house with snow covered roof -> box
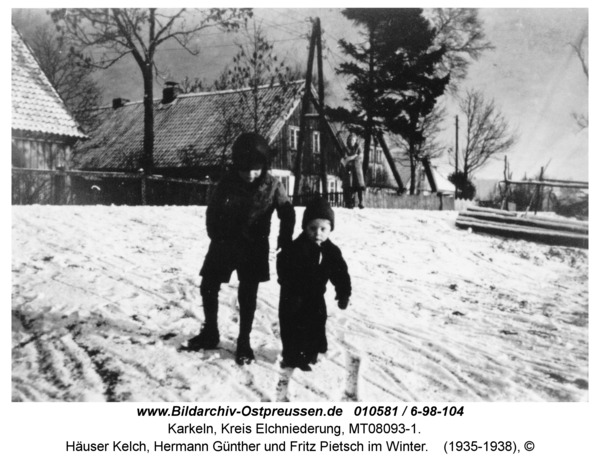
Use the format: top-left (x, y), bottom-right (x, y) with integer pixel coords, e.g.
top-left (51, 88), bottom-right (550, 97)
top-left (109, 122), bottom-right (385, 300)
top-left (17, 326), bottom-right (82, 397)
top-left (73, 80), bottom-right (347, 196)
top-left (11, 24), bottom-right (86, 170)
top-left (405, 163), bottom-right (456, 196)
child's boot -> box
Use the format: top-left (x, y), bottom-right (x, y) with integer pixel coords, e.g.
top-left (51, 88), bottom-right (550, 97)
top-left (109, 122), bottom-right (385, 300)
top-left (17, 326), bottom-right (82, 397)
top-left (235, 336), bottom-right (255, 365)
top-left (236, 281), bottom-right (258, 365)
top-left (296, 353), bottom-right (312, 372)
top-left (187, 322), bottom-right (220, 351)
top-left (188, 278), bottom-right (221, 350)
top-left (307, 352), bottom-right (319, 365)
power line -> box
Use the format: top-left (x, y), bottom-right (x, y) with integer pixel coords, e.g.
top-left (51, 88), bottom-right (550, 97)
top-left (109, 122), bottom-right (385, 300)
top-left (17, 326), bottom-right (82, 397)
top-left (326, 45), bottom-right (348, 66)
top-left (270, 8), bottom-right (343, 24)
top-left (82, 36), bottom-right (306, 56)
top-left (155, 19), bottom-right (307, 39)
top-left (270, 9), bottom-right (307, 25)
top-left (254, 16), bottom-right (310, 38)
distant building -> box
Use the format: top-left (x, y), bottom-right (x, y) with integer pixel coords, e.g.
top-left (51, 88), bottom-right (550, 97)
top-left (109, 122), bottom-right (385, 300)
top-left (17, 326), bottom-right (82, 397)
top-left (405, 164), bottom-right (456, 196)
top-left (73, 81), bottom-right (346, 196)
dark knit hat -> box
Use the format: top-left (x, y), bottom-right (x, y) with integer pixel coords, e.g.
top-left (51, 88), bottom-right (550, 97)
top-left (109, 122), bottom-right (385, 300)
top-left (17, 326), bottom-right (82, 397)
top-left (232, 132), bottom-right (271, 170)
top-left (302, 197), bottom-right (335, 231)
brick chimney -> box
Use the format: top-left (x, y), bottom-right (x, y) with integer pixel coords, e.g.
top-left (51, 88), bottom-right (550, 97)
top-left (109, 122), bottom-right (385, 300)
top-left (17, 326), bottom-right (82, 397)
top-left (162, 82), bottom-right (182, 104)
top-left (112, 98), bottom-right (130, 109)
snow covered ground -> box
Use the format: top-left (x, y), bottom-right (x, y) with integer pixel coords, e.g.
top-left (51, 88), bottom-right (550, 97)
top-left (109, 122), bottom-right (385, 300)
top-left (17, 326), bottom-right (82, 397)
top-left (11, 206), bottom-right (588, 402)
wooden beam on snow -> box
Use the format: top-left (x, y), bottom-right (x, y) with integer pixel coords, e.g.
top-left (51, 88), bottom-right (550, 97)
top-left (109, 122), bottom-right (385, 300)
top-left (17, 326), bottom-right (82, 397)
top-left (456, 216), bottom-right (588, 248)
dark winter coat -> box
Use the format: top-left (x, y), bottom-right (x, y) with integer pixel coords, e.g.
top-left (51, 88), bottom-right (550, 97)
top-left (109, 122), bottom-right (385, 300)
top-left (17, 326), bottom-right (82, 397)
top-left (200, 171), bottom-right (295, 283)
top-left (277, 232), bottom-right (351, 358)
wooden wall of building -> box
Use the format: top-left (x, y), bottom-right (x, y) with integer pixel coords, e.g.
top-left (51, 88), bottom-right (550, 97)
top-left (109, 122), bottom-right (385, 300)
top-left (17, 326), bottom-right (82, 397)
top-left (12, 134), bottom-right (72, 170)
top-left (270, 100), bottom-right (343, 175)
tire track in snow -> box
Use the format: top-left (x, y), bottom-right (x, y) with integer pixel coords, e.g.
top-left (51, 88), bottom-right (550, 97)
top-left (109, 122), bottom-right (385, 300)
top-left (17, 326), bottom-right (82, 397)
top-left (331, 312), bottom-right (487, 400)
top-left (12, 308), bottom-right (106, 401)
top-left (275, 368), bottom-right (294, 402)
top-left (342, 353), bottom-right (361, 401)
top-left (12, 207), bottom-right (588, 402)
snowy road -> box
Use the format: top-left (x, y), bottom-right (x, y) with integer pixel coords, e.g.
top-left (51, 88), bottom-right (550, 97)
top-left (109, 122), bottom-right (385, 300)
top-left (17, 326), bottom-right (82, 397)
top-left (12, 206), bottom-right (588, 401)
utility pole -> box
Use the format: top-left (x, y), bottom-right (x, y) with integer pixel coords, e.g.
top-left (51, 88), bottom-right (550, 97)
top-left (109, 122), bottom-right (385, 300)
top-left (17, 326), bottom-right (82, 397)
top-left (316, 18), bottom-right (328, 198)
top-left (292, 18), bottom-right (327, 204)
top-left (455, 115), bottom-right (459, 199)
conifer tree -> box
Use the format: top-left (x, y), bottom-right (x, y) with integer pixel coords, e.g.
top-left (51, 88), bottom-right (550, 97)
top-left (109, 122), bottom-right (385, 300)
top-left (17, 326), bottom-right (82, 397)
top-left (329, 8), bottom-right (449, 193)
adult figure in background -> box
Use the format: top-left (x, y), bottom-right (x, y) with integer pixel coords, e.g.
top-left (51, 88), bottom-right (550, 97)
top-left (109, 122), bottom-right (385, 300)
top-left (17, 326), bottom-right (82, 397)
top-left (341, 133), bottom-right (366, 209)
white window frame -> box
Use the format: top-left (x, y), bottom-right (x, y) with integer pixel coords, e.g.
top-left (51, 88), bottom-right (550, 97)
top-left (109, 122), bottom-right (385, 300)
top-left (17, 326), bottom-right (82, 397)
top-left (289, 126), bottom-right (300, 150)
top-left (312, 131), bottom-right (321, 153)
top-left (375, 147), bottom-right (383, 163)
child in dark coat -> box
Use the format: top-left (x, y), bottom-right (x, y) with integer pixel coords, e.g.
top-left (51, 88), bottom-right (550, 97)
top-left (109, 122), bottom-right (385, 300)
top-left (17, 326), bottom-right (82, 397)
top-left (277, 198), bottom-right (351, 371)
top-left (187, 133), bottom-right (295, 365)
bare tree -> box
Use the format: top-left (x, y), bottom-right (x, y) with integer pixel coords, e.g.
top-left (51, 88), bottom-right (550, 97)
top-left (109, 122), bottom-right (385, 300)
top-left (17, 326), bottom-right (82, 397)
top-left (570, 27), bottom-right (588, 130)
top-left (221, 20), bottom-right (298, 134)
top-left (179, 76), bottom-right (210, 94)
top-left (427, 8), bottom-right (493, 92)
top-left (13, 19), bottom-right (103, 129)
top-left (50, 8), bottom-right (251, 174)
top-left (571, 28), bottom-right (589, 78)
top-left (453, 89), bottom-right (517, 178)
top-left (178, 22), bottom-right (301, 179)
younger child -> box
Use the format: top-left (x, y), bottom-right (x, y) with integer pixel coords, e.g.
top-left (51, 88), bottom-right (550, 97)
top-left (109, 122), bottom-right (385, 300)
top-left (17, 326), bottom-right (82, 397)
top-left (277, 197), bottom-right (351, 371)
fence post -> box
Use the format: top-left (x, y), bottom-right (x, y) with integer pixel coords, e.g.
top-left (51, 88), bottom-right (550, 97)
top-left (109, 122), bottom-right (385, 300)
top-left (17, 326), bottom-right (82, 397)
top-left (141, 174), bottom-right (147, 205)
top-left (53, 167), bottom-right (66, 205)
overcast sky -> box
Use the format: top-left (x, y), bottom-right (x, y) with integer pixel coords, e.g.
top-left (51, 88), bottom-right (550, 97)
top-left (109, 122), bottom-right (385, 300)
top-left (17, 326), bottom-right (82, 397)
top-left (10, 7), bottom-right (589, 182)
top-left (456, 8), bottom-right (588, 181)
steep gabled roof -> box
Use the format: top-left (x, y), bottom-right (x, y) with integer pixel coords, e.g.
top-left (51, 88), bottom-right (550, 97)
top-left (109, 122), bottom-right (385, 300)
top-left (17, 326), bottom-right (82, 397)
top-left (11, 25), bottom-right (86, 139)
top-left (74, 81), bottom-right (305, 170)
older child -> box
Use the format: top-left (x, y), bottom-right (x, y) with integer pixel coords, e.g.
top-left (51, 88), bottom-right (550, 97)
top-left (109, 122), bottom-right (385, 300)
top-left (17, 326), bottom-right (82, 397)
top-left (187, 132), bottom-right (295, 365)
top-left (277, 198), bottom-right (351, 371)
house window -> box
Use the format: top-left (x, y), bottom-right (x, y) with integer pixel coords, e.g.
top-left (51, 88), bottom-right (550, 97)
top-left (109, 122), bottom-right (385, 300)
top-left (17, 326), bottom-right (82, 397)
top-left (289, 126), bottom-right (300, 150)
top-left (312, 131), bottom-right (321, 153)
top-left (375, 147), bottom-right (383, 164)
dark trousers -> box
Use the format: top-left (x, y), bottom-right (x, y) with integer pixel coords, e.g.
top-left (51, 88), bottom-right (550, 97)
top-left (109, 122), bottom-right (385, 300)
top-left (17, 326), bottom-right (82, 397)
top-left (343, 187), bottom-right (355, 208)
top-left (356, 188), bottom-right (364, 206)
top-left (343, 187), bottom-right (364, 208)
top-left (200, 277), bottom-right (259, 341)
top-left (279, 288), bottom-right (328, 361)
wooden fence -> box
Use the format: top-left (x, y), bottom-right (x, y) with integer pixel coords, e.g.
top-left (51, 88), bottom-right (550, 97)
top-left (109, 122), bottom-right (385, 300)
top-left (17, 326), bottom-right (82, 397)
top-left (290, 191), bottom-right (345, 207)
top-left (364, 189), bottom-right (455, 210)
top-left (12, 168), bottom-right (212, 206)
top-left (291, 188), bottom-right (459, 210)
top-left (13, 168), bottom-right (472, 211)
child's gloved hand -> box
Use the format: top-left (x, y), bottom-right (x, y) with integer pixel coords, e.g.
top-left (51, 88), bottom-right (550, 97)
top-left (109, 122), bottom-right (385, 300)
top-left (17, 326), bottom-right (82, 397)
top-left (337, 297), bottom-right (349, 310)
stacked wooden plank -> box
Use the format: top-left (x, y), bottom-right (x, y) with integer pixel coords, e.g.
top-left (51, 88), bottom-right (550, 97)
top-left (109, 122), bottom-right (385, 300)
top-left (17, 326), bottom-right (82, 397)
top-left (456, 206), bottom-right (588, 248)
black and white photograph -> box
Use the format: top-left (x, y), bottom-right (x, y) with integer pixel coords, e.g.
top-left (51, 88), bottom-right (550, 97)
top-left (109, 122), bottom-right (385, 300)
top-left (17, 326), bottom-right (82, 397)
top-left (11, 7), bottom-right (589, 403)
